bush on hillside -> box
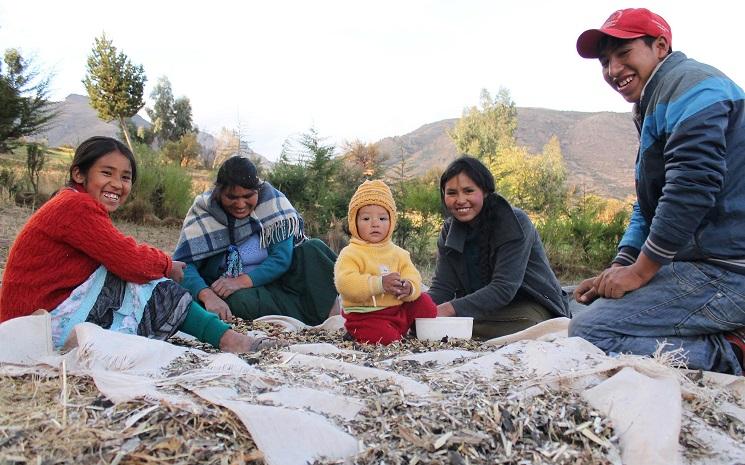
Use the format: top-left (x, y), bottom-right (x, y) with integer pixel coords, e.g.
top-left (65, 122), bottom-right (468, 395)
top-left (0, 167), bottom-right (24, 201)
top-left (25, 142), bottom-right (47, 195)
top-left (115, 142), bottom-right (194, 222)
top-left (391, 175), bottom-right (442, 273)
top-left (537, 194), bottom-right (629, 283)
top-left (396, 211), bottom-right (441, 276)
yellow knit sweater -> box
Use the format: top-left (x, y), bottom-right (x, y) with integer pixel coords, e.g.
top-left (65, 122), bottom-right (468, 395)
top-left (334, 238), bottom-right (423, 311)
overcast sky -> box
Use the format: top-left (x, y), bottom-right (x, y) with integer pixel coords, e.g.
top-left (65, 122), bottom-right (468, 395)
top-left (2, 0), bottom-right (743, 160)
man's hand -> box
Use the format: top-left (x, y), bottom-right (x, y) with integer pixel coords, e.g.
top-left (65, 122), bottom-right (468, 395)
top-left (573, 276), bottom-right (599, 304)
top-left (575, 253), bottom-right (661, 303)
top-left (198, 288), bottom-right (234, 322)
top-left (211, 274), bottom-right (252, 299)
top-left (594, 253), bottom-right (660, 299)
top-left (593, 266), bottom-right (646, 299)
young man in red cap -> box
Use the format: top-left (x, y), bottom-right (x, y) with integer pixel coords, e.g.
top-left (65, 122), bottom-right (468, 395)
top-left (569, 8), bottom-right (745, 375)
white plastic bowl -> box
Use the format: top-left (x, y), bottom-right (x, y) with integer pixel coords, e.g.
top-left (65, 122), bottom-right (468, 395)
top-left (415, 317), bottom-right (474, 341)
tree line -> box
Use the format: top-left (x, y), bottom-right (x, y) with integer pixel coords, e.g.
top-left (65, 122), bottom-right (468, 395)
top-left (261, 88), bottom-right (629, 280)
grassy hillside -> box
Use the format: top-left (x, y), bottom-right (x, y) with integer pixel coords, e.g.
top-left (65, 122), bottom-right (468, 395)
top-left (376, 108), bottom-right (639, 199)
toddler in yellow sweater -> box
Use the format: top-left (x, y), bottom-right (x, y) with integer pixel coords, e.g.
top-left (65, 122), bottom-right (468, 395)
top-left (334, 180), bottom-right (437, 344)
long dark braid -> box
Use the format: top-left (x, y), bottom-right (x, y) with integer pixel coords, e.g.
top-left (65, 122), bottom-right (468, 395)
top-left (440, 156), bottom-right (499, 284)
top-left (474, 193), bottom-right (500, 282)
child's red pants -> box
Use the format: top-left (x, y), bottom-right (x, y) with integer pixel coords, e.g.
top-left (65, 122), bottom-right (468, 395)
top-left (343, 293), bottom-right (437, 345)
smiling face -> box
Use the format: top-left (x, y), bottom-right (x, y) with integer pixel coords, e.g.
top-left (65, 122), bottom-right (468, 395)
top-left (71, 151), bottom-right (133, 213)
top-left (443, 172), bottom-right (485, 224)
top-left (600, 36), bottom-right (669, 104)
top-left (356, 204), bottom-right (390, 244)
top-left (219, 185), bottom-right (259, 219)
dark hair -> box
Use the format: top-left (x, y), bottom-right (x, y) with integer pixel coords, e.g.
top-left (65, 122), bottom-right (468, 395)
top-left (439, 155), bottom-right (496, 201)
top-left (596, 35), bottom-right (672, 57)
top-left (440, 156), bottom-right (501, 283)
top-left (214, 156), bottom-right (262, 195)
top-left (69, 136), bottom-right (137, 186)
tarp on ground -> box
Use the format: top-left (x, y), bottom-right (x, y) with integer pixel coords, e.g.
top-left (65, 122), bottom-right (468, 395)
top-left (1, 313), bottom-right (744, 465)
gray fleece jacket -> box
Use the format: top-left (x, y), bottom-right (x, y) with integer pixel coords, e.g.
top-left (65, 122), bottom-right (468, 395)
top-left (427, 195), bottom-right (569, 319)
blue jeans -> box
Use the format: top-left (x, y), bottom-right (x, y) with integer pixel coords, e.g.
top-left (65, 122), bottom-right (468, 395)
top-left (569, 261), bottom-right (745, 375)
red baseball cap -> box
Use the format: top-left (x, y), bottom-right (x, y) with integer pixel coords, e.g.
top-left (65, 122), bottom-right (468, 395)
top-left (576, 8), bottom-right (672, 58)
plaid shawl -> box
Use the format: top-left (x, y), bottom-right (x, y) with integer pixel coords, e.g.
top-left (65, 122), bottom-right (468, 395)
top-left (173, 182), bottom-right (304, 263)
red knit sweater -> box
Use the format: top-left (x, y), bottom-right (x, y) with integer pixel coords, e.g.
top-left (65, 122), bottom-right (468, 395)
top-left (0, 187), bottom-right (173, 322)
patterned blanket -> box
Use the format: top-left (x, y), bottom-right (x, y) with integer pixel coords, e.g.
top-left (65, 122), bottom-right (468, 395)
top-left (173, 182), bottom-right (304, 263)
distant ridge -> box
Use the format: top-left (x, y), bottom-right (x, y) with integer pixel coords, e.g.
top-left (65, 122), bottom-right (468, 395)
top-left (34, 94), bottom-right (218, 160)
top-left (376, 107), bottom-right (639, 199)
top-left (39, 94), bottom-right (152, 148)
top-left (37, 95), bottom-right (638, 199)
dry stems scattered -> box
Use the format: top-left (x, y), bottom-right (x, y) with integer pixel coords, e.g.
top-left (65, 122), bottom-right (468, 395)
top-left (2, 320), bottom-right (745, 464)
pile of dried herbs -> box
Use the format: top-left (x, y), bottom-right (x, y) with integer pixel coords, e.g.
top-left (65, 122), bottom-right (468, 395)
top-left (2, 320), bottom-right (743, 464)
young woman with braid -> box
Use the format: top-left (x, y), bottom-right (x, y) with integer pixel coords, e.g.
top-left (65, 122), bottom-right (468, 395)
top-left (427, 156), bottom-right (570, 339)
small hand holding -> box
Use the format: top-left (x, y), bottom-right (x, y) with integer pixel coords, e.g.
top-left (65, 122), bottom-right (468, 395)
top-left (395, 279), bottom-right (412, 298)
top-left (381, 272), bottom-right (402, 294)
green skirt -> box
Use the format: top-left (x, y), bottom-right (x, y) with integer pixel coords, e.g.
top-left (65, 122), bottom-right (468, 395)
top-left (225, 238), bottom-right (338, 326)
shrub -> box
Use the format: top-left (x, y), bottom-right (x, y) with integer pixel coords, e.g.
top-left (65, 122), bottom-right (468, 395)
top-left (159, 163), bottom-right (194, 219)
top-left (537, 194), bottom-right (629, 283)
top-left (115, 142), bottom-right (194, 222)
top-left (0, 167), bottom-right (23, 201)
top-left (25, 142), bottom-right (47, 195)
top-left (395, 211), bottom-right (441, 276)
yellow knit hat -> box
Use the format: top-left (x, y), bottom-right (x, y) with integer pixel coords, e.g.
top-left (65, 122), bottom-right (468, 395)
top-left (348, 179), bottom-right (397, 242)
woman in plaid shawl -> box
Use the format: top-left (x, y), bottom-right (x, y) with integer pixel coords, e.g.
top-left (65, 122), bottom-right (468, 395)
top-left (174, 156), bottom-right (339, 325)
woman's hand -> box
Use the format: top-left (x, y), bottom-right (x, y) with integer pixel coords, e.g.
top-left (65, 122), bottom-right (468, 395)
top-left (436, 302), bottom-right (456, 317)
top-left (169, 260), bottom-right (186, 283)
top-left (198, 288), bottom-right (234, 322)
top-left (211, 274), bottom-right (252, 299)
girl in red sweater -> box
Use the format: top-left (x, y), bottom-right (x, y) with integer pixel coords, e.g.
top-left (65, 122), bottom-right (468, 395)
top-left (0, 136), bottom-right (278, 353)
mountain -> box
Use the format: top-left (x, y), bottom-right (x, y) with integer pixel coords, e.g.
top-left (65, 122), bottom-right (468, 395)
top-left (376, 108), bottom-right (639, 199)
top-left (36, 94), bottom-right (152, 148)
top-left (33, 94), bottom-right (265, 167)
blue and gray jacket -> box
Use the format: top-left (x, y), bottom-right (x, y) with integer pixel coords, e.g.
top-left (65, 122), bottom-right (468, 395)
top-left (614, 52), bottom-right (745, 274)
